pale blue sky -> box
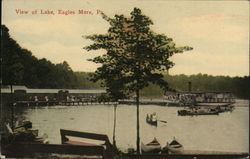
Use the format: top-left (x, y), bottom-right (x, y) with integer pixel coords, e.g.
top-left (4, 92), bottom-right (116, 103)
top-left (2, 0), bottom-right (249, 76)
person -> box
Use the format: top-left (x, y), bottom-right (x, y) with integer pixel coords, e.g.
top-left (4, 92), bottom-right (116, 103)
top-left (152, 112), bottom-right (157, 122)
top-left (34, 96), bottom-right (38, 102)
top-left (44, 96), bottom-right (49, 102)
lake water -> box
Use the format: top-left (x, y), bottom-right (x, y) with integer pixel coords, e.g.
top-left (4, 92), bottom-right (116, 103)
top-left (23, 99), bottom-right (249, 153)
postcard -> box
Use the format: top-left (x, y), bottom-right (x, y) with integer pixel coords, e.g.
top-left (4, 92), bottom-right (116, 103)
top-left (1, 0), bottom-right (249, 158)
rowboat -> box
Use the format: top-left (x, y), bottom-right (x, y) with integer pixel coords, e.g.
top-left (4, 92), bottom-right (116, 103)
top-left (141, 138), bottom-right (161, 154)
top-left (162, 138), bottom-right (183, 154)
top-left (146, 113), bottom-right (157, 126)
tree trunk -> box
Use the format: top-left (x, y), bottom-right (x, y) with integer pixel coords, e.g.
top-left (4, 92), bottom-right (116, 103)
top-left (10, 84), bottom-right (14, 130)
top-left (113, 103), bottom-right (117, 148)
top-left (136, 89), bottom-right (140, 154)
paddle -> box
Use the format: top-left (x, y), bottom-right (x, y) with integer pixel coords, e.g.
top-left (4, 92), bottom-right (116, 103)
top-left (158, 120), bottom-right (167, 123)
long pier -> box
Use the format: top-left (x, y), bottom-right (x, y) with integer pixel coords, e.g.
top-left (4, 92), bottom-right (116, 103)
top-left (14, 98), bottom-right (175, 107)
top-left (118, 99), bottom-right (179, 106)
top-left (14, 100), bottom-right (173, 107)
top-left (14, 101), bottom-right (118, 107)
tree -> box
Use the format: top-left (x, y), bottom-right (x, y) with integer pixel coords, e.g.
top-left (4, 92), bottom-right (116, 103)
top-left (2, 25), bottom-right (25, 85)
top-left (84, 8), bottom-right (192, 153)
top-left (1, 25), bottom-right (80, 89)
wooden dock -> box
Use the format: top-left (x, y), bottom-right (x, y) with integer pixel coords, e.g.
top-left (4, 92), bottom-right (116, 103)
top-left (118, 99), bottom-right (179, 106)
top-left (14, 100), bottom-right (235, 107)
top-left (14, 101), bottom-right (118, 107)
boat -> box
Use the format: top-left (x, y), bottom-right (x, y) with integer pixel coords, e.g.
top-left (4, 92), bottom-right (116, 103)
top-left (196, 103), bottom-right (231, 107)
top-left (141, 138), bottom-right (161, 154)
top-left (2, 121), bottom-right (49, 145)
top-left (162, 138), bottom-right (184, 154)
top-left (164, 91), bottom-right (235, 108)
top-left (146, 113), bottom-right (157, 126)
top-left (178, 107), bottom-right (219, 116)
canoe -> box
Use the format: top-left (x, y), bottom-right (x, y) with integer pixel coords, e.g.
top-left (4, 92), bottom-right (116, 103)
top-left (162, 138), bottom-right (184, 154)
top-left (141, 138), bottom-right (161, 154)
top-left (146, 113), bottom-right (157, 126)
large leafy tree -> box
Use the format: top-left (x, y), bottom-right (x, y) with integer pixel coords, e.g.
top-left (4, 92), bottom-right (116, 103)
top-left (84, 8), bottom-right (192, 153)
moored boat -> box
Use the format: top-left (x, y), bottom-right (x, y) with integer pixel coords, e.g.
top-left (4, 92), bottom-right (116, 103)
top-left (162, 138), bottom-right (184, 154)
top-left (164, 91), bottom-right (235, 107)
top-left (141, 138), bottom-right (161, 154)
top-left (2, 121), bottom-right (49, 145)
top-left (216, 105), bottom-right (235, 113)
top-left (178, 107), bottom-right (219, 116)
top-left (196, 103), bottom-right (231, 107)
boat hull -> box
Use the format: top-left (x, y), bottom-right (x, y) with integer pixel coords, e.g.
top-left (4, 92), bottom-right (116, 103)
top-left (146, 118), bottom-right (157, 126)
top-left (178, 109), bottom-right (219, 116)
top-left (196, 103), bottom-right (231, 107)
top-left (141, 142), bottom-right (161, 154)
top-left (163, 145), bottom-right (184, 154)
top-left (162, 139), bottom-right (184, 154)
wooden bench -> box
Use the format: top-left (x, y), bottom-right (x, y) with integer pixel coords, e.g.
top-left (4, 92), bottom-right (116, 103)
top-left (2, 129), bottom-right (115, 159)
top-left (60, 129), bottom-right (115, 159)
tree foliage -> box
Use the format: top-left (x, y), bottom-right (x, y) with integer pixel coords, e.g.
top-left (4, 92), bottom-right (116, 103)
top-left (84, 8), bottom-right (192, 99)
top-left (1, 25), bottom-right (79, 88)
top-left (84, 8), bottom-right (193, 153)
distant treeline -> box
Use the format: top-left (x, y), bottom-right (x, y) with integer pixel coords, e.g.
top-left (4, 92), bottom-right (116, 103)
top-left (141, 74), bottom-right (249, 99)
top-left (2, 25), bottom-right (249, 99)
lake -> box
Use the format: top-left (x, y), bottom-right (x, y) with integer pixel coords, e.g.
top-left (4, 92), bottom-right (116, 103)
top-left (23, 99), bottom-right (249, 153)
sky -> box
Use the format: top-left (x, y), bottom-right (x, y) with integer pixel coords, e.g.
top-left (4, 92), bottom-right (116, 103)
top-left (2, 0), bottom-right (249, 77)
